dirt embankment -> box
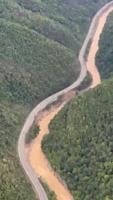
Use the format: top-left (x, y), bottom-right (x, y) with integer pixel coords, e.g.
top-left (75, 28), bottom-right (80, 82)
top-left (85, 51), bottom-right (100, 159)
top-left (28, 6), bottom-right (113, 200)
top-left (86, 6), bottom-right (113, 88)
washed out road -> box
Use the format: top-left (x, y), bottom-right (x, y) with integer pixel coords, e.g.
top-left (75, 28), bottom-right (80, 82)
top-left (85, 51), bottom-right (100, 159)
top-left (18, 1), bottom-right (113, 200)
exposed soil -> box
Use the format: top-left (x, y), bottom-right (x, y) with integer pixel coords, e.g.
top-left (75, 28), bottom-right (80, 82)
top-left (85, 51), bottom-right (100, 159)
top-left (28, 6), bottom-right (113, 200)
top-left (86, 6), bottom-right (113, 88)
top-left (29, 104), bottom-right (73, 200)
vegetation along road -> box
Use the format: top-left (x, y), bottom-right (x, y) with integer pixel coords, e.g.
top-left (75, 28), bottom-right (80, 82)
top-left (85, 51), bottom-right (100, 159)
top-left (18, 1), bottom-right (113, 200)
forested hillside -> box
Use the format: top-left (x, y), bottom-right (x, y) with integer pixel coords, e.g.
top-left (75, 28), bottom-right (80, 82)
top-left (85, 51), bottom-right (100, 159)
top-left (1, 0), bottom-right (111, 106)
top-left (96, 11), bottom-right (113, 79)
top-left (0, 0), bottom-right (111, 199)
top-left (42, 78), bottom-right (113, 200)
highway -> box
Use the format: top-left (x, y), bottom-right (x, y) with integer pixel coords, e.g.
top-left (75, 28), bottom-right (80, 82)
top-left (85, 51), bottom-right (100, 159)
top-left (17, 1), bottom-right (113, 200)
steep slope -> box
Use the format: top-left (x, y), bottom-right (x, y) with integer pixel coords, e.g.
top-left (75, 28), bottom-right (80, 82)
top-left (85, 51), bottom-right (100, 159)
top-left (29, 3), bottom-right (113, 199)
top-left (42, 78), bottom-right (113, 200)
top-left (0, 103), bottom-right (37, 199)
top-left (0, 0), bottom-right (111, 105)
top-left (0, 0), bottom-right (111, 199)
top-left (96, 11), bottom-right (113, 79)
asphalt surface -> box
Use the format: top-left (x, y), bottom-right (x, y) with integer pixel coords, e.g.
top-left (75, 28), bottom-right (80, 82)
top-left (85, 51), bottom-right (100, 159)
top-left (18, 1), bottom-right (113, 200)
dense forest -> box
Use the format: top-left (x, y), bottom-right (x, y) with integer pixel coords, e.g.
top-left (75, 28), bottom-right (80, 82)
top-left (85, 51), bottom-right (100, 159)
top-left (0, 0), bottom-right (111, 199)
top-left (42, 78), bottom-right (113, 200)
top-left (96, 11), bottom-right (113, 79)
top-left (1, 0), bottom-right (111, 106)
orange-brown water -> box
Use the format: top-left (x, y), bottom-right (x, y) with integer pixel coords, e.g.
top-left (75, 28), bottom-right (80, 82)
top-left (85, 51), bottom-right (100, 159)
top-left (28, 6), bottom-right (113, 200)
top-left (29, 105), bottom-right (73, 200)
top-left (87, 6), bottom-right (113, 88)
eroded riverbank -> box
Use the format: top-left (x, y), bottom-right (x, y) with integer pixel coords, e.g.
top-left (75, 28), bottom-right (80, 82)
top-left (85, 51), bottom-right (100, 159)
top-left (86, 6), bottom-right (113, 88)
top-left (28, 5), bottom-right (113, 200)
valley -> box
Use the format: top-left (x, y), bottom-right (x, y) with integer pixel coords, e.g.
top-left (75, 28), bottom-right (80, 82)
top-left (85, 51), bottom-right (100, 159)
top-left (27, 2), bottom-right (113, 200)
top-left (1, 0), bottom-right (113, 200)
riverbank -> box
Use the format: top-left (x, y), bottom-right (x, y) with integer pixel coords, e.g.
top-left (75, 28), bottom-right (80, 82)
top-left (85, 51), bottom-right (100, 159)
top-left (28, 4), bottom-right (113, 200)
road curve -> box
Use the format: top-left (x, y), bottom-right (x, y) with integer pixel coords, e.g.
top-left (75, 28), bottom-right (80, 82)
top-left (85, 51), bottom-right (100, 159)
top-left (18, 1), bottom-right (113, 200)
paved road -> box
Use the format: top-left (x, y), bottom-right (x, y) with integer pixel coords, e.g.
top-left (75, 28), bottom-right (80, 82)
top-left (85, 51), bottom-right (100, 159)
top-left (18, 1), bottom-right (113, 200)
